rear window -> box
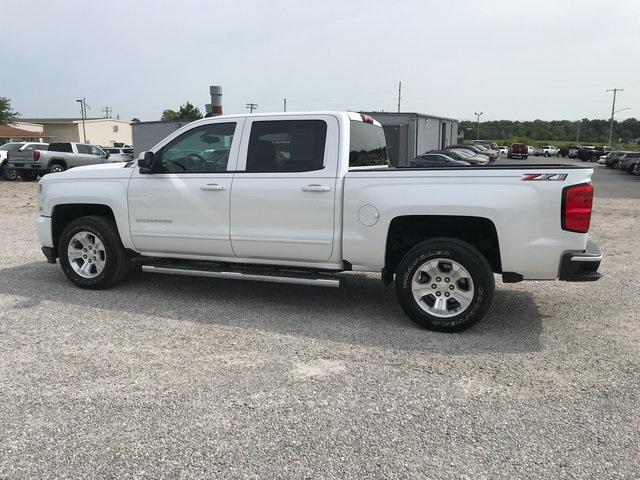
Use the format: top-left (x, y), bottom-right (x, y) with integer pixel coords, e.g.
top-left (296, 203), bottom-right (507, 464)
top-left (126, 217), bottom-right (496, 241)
top-left (49, 143), bottom-right (73, 153)
top-left (349, 121), bottom-right (388, 167)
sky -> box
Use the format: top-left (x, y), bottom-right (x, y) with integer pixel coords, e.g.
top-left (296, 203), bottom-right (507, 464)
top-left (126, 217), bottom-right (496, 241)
top-left (3, 0), bottom-right (639, 122)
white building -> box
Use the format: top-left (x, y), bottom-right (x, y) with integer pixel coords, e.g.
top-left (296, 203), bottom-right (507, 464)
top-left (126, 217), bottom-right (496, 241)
top-left (14, 118), bottom-right (133, 147)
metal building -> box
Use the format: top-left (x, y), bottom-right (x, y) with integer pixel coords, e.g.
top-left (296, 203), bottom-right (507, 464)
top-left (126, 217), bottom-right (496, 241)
top-left (131, 120), bottom-right (192, 157)
top-left (363, 112), bottom-right (459, 167)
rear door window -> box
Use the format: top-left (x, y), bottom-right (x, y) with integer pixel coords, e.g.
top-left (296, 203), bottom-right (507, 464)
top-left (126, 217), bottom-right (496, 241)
top-left (49, 143), bottom-right (73, 153)
top-left (245, 120), bottom-right (327, 173)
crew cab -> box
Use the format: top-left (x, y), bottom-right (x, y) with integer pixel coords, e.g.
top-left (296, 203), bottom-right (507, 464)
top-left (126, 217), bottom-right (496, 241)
top-left (9, 142), bottom-right (110, 175)
top-left (36, 112), bottom-right (602, 332)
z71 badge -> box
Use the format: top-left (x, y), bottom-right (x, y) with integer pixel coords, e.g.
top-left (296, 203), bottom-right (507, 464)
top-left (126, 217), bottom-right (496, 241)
top-left (521, 173), bottom-right (568, 181)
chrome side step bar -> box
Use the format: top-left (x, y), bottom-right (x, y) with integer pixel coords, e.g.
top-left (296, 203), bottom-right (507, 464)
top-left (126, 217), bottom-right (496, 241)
top-left (141, 265), bottom-right (342, 288)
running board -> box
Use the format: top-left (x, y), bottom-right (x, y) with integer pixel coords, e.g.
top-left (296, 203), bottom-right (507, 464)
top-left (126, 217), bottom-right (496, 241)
top-left (141, 264), bottom-right (342, 288)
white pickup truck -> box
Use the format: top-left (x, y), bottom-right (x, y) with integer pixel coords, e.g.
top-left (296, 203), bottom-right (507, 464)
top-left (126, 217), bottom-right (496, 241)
top-left (36, 112), bottom-right (602, 332)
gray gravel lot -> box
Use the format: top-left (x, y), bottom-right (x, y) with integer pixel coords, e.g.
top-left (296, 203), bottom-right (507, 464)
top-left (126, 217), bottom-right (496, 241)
top-left (0, 162), bottom-right (639, 479)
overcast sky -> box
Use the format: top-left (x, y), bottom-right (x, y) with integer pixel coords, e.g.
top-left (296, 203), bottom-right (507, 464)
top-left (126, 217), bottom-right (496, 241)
top-left (3, 0), bottom-right (639, 122)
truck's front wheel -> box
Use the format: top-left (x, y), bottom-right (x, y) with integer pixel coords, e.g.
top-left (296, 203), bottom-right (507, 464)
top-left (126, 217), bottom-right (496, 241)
top-left (395, 239), bottom-right (495, 332)
top-left (58, 215), bottom-right (131, 290)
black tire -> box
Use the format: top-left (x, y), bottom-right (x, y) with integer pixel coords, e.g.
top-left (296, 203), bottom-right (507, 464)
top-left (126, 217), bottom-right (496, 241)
top-left (19, 170), bottom-right (39, 181)
top-left (523, 155), bottom-right (528, 160)
top-left (395, 238), bottom-right (495, 332)
top-left (58, 215), bottom-right (131, 290)
top-left (0, 164), bottom-right (19, 181)
top-left (48, 162), bottom-right (66, 174)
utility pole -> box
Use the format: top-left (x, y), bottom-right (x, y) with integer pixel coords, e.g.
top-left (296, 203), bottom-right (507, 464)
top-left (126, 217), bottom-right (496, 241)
top-left (245, 103), bottom-right (258, 113)
top-left (606, 88), bottom-right (623, 147)
top-left (397, 81), bottom-right (402, 113)
top-left (76, 98), bottom-right (87, 143)
top-left (576, 121), bottom-right (580, 143)
top-left (101, 106), bottom-right (112, 118)
top-left (474, 112), bottom-right (483, 140)
top-left (283, 98), bottom-right (287, 112)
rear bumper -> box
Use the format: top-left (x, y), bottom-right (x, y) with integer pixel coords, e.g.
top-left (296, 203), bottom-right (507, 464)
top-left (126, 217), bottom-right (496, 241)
top-left (559, 240), bottom-right (602, 282)
top-left (8, 162), bottom-right (43, 171)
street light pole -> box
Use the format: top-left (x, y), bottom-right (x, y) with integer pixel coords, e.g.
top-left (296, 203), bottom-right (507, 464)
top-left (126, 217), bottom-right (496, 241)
top-left (76, 98), bottom-right (87, 143)
top-left (606, 88), bottom-right (623, 148)
top-left (474, 112), bottom-right (483, 140)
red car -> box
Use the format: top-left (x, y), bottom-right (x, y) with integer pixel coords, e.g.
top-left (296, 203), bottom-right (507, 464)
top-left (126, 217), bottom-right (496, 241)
top-left (507, 143), bottom-right (528, 159)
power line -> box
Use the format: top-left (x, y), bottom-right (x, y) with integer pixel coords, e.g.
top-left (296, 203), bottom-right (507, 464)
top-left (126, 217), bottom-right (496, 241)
top-left (245, 103), bottom-right (258, 113)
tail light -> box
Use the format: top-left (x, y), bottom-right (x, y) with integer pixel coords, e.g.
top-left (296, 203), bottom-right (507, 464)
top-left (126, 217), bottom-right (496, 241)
top-left (33, 150), bottom-right (40, 161)
top-left (562, 183), bottom-right (593, 233)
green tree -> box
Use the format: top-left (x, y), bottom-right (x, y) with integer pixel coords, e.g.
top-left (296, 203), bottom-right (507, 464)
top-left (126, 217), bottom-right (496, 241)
top-left (130, 117), bottom-right (141, 123)
top-left (160, 102), bottom-right (203, 121)
top-left (0, 97), bottom-right (20, 125)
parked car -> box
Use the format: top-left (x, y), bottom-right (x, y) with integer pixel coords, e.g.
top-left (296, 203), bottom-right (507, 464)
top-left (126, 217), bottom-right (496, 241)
top-left (507, 143), bottom-right (528, 159)
top-left (527, 146), bottom-right (535, 155)
top-left (409, 153), bottom-right (470, 167)
top-left (446, 148), bottom-right (491, 164)
top-left (449, 144), bottom-right (498, 162)
top-left (632, 159), bottom-right (640, 176)
top-left (102, 147), bottom-right (134, 162)
top-left (445, 146), bottom-right (491, 164)
top-left (1, 142), bottom-right (49, 180)
top-left (472, 140), bottom-right (498, 150)
top-left (431, 149), bottom-right (489, 165)
top-left (568, 145), bottom-right (579, 158)
top-left (538, 145), bottom-right (559, 157)
top-left (498, 146), bottom-right (508, 155)
top-left (577, 146), bottom-right (611, 162)
top-left (8, 141), bottom-right (110, 175)
top-left (604, 151), bottom-right (628, 169)
top-left (618, 152), bottom-right (640, 173)
top-left (35, 111), bottom-right (602, 333)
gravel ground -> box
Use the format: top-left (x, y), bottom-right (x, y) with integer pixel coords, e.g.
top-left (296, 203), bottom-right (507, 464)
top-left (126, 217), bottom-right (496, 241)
top-left (0, 165), bottom-right (638, 479)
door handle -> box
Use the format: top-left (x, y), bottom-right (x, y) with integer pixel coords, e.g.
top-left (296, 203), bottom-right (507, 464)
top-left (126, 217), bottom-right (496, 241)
top-left (201, 184), bottom-right (226, 191)
top-left (301, 184), bottom-right (331, 192)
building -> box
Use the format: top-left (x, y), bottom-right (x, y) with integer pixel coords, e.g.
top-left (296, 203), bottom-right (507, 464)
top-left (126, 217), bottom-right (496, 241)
top-left (0, 124), bottom-right (51, 145)
top-left (15, 118), bottom-right (133, 147)
top-left (131, 120), bottom-right (193, 157)
top-left (363, 112), bottom-right (459, 167)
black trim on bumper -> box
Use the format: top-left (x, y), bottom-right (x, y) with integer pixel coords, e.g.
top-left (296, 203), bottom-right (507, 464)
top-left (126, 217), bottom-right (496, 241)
top-left (559, 240), bottom-right (602, 282)
top-left (42, 246), bottom-right (57, 264)
top-left (502, 272), bottom-right (524, 283)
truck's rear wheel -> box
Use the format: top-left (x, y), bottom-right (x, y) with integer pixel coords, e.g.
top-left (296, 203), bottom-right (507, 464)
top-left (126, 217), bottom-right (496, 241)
top-left (58, 215), bottom-right (131, 290)
top-left (395, 238), bottom-right (495, 332)
top-left (49, 162), bottom-right (66, 174)
top-left (1, 164), bottom-right (19, 181)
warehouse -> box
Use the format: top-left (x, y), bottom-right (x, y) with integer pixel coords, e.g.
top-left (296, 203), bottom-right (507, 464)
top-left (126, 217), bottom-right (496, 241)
top-left (363, 112), bottom-right (459, 166)
top-left (15, 118), bottom-right (133, 147)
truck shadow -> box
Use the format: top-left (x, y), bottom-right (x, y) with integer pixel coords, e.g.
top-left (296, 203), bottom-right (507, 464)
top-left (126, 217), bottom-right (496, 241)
top-left (0, 262), bottom-right (544, 355)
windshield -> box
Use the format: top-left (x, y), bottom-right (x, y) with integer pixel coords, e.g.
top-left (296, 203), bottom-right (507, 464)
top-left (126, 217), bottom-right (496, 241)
top-left (0, 143), bottom-right (24, 151)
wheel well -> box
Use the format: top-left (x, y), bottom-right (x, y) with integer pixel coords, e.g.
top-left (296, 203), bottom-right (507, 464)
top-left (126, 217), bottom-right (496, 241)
top-left (385, 215), bottom-right (502, 274)
top-left (51, 204), bottom-right (116, 248)
top-left (49, 158), bottom-right (67, 168)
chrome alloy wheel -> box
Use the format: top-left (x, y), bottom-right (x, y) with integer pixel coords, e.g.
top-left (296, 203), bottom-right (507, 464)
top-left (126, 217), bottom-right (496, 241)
top-left (67, 231), bottom-right (106, 279)
top-left (411, 258), bottom-right (475, 318)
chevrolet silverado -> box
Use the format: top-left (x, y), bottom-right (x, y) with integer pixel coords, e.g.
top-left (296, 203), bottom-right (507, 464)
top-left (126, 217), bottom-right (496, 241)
top-left (35, 112), bottom-right (602, 332)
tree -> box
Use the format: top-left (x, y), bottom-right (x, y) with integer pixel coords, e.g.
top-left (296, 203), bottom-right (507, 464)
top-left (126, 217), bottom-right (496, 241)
top-left (0, 97), bottom-right (20, 125)
top-left (130, 117), bottom-right (141, 123)
top-left (160, 102), bottom-right (203, 121)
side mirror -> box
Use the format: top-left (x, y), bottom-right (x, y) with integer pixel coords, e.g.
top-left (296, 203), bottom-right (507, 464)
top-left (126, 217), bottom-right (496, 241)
top-left (138, 151), bottom-right (156, 174)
